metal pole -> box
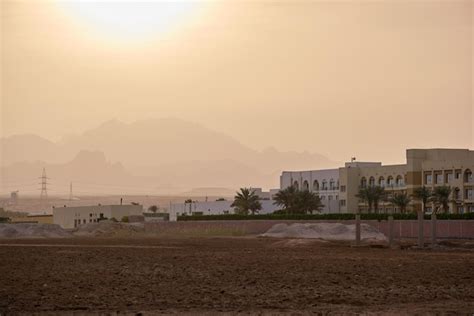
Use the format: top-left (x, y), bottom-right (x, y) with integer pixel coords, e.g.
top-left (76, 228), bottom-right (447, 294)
top-left (431, 212), bottom-right (437, 247)
top-left (417, 210), bottom-right (424, 248)
top-left (388, 215), bottom-right (394, 248)
top-left (355, 214), bottom-right (361, 245)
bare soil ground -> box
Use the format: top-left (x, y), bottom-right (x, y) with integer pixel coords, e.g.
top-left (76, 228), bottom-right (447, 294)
top-left (1, 237), bottom-right (473, 314)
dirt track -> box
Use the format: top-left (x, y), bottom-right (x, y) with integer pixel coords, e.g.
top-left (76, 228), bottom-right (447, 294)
top-left (1, 237), bottom-right (474, 314)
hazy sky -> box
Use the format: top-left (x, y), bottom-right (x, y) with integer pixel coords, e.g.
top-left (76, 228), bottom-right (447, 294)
top-left (1, 0), bottom-right (473, 164)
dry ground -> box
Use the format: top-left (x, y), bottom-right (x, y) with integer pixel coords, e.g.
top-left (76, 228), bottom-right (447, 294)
top-left (1, 237), bottom-right (474, 314)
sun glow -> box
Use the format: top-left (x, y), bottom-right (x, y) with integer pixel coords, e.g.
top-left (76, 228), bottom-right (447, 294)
top-left (58, 1), bottom-right (201, 42)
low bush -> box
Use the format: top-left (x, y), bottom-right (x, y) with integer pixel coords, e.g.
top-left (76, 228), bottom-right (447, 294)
top-left (177, 212), bottom-right (474, 221)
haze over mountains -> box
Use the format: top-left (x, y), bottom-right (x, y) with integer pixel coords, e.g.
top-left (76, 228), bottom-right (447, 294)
top-left (1, 118), bottom-right (337, 195)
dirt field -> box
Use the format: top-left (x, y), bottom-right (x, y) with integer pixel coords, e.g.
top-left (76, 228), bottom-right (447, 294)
top-left (1, 237), bottom-right (474, 314)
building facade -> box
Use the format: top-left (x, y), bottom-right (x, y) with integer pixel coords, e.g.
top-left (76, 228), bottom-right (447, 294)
top-left (53, 204), bottom-right (143, 229)
top-left (280, 168), bottom-right (341, 213)
top-left (281, 149), bottom-right (474, 214)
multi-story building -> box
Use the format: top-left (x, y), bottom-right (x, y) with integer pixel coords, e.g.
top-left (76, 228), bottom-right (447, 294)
top-left (280, 168), bottom-right (341, 213)
top-left (281, 148), bottom-right (474, 214)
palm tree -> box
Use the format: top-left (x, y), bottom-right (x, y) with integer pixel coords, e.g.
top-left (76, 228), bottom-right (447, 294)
top-left (430, 186), bottom-right (452, 214)
top-left (356, 187), bottom-right (373, 213)
top-left (295, 190), bottom-right (324, 214)
top-left (370, 186), bottom-right (387, 214)
top-left (413, 186), bottom-right (432, 213)
top-left (273, 186), bottom-right (298, 214)
top-left (356, 186), bottom-right (386, 213)
top-left (231, 188), bottom-right (262, 215)
top-left (389, 192), bottom-right (411, 213)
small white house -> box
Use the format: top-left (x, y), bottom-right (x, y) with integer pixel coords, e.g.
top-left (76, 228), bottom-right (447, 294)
top-left (53, 204), bottom-right (143, 229)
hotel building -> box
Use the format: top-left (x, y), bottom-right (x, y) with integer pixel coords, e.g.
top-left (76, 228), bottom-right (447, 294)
top-left (280, 148), bottom-right (474, 214)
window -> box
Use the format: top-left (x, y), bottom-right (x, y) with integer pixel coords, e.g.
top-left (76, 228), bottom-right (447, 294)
top-left (425, 174), bottom-right (433, 185)
top-left (446, 173), bottom-right (453, 183)
top-left (83, 219), bottom-right (86, 224)
top-left (303, 180), bottom-right (309, 191)
top-left (465, 169), bottom-right (473, 183)
top-left (454, 188), bottom-right (461, 200)
top-left (321, 196), bottom-right (326, 200)
top-left (313, 180), bottom-right (319, 191)
top-left (396, 176), bottom-right (404, 186)
top-left (387, 176), bottom-right (394, 186)
top-left (340, 200), bottom-right (346, 206)
top-left (340, 185), bottom-right (346, 192)
top-left (467, 189), bottom-right (473, 200)
top-left (378, 177), bottom-right (385, 187)
top-left (322, 180), bottom-right (328, 190)
top-left (455, 170), bottom-right (462, 179)
top-left (328, 195), bottom-right (333, 200)
top-left (360, 177), bottom-right (367, 188)
top-left (335, 195), bottom-right (338, 200)
top-left (369, 177), bottom-right (375, 187)
top-left (329, 179), bottom-right (335, 190)
top-left (293, 181), bottom-right (299, 190)
top-left (435, 174), bottom-right (443, 184)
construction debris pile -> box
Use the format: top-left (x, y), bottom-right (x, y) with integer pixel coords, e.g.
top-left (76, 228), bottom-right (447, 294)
top-left (261, 222), bottom-right (387, 241)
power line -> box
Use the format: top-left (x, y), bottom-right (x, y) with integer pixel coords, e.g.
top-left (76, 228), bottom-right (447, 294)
top-left (38, 168), bottom-right (50, 200)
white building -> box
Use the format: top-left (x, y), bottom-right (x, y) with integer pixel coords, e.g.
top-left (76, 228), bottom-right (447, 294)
top-left (53, 204), bottom-right (143, 229)
top-left (169, 199), bottom-right (279, 217)
top-left (280, 168), bottom-right (341, 213)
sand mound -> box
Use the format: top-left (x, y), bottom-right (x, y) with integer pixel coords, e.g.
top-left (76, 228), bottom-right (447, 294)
top-left (0, 223), bottom-right (71, 238)
top-left (73, 221), bottom-right (145, 237)
top-left (261, 223), bottom-right (387, 241)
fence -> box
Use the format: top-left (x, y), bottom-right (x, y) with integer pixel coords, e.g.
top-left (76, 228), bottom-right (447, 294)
top-left (144, 219), bottom-right (474, 239)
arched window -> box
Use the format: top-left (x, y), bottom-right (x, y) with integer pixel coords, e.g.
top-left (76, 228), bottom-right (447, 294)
top-left (396, 175), bottom-right (404, 186)
top-left (369, 177), bottom-right (375, 187)
top-left (454, 187), bottom-right (461, 200)
top-left (360, 177), bottom-right (367, 188)
top-left (313, 180), bottom-right (319, 191)
top-left (302, 180), bottom-right (309, 191)
top-left (387, 176), bottom-right (394, 186)
top-left (329, 179), bottom-right (335, 190)
top-left (293, 181), bottom-right (299, 190)
top-left (322, 180), bottom-right (328, 190)
top-left (378, 177), bottom-right (385, 187)
top-left (465, 169), bottom-right (473, 183)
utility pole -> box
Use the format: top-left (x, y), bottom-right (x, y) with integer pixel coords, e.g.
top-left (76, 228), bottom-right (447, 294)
top-left (39, 168), bottom-right (49, 200)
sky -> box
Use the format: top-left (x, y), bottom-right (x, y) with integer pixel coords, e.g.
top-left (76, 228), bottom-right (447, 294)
top-left (1, 0), bottom-right (473, 164)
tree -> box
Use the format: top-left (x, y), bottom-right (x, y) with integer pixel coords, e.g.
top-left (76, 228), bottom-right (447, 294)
top-left (273, 186), bottom-right (298, 214)
top-left (356, 186), bottom-right (386, 213)
top-left (430, 186), bottom-right (452, 214)
top-left (148, 205), bottom-right (159, 213)
top-left (413, 186), bottom-right (432, 213)
top-left (389, 192), bottom-right (411, 213)
top-left (231, 188), bottom-right (262, 215)
top-left (294, 190), bottom-right (324, 214)
top-left (273, 187), bottom-right (324, 214)
top-left (356, 187), bottom-right (373, 213)
top-left (371, 186), bottom-right (387, 214)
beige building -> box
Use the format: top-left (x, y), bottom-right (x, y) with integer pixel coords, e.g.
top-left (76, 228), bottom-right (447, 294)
top-left (10, 214), bottom-right (54, 224)
top-left (53, 204), bottom-right (143, 229)
top-left (282, 149), bottom-right (473, 214)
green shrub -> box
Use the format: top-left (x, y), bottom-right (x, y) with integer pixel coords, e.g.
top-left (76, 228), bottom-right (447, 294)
top-left (177, 212), bottom-right (474, 221)
top-left (121, 216), bottom-right (129, 223)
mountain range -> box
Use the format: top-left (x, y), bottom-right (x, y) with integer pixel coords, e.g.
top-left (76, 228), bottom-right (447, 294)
top-left (1, 118), bottom-right (337, 195)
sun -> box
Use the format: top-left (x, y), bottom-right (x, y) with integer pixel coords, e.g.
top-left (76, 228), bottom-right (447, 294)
top-left (58, 1), bottom-right (201, 42)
